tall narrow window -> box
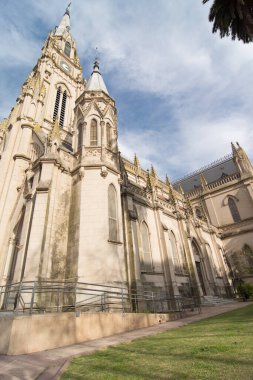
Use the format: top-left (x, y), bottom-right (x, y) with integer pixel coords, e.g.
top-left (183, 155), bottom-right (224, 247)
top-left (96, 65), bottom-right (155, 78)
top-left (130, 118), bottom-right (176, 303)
top-left (59, 90), bottom-right (67, 128)
top-left (108, 184), bottom-right (118, 241)
top-left (169, 231), bottom-right (181, 274)
top-left (140, 222), bottom-right (153, 272)
top-left (90, 119), bottom-right (98, 146)
top-left (228, 197), bottom-right (241, 222)
top-left (64, 41), bottom-right (71, 57)
top-left (106, 123), bottom-right (112, 148)
top-left (53, 87), bottom-right (61, 122)
top-left (77, 124), bottom-right (83, 149)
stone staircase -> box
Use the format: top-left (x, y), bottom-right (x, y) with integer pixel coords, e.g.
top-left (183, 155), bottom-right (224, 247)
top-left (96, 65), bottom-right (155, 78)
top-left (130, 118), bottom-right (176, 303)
top-left (201, 295), bottom-right (235, 306)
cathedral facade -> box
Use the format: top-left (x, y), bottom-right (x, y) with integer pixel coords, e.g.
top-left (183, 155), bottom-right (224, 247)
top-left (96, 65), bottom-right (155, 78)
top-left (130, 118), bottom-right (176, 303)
top-left (0, 8), bottom-right (252, 309)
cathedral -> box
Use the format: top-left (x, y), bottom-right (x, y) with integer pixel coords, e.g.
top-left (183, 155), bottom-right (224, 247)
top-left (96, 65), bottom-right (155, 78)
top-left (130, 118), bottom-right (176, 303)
top-left (0, 6), bottom-right (253, 310)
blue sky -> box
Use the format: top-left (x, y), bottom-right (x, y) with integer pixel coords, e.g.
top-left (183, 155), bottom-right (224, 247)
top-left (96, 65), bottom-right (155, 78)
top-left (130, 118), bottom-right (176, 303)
top-left (1, 0), bottom-right (253, 180)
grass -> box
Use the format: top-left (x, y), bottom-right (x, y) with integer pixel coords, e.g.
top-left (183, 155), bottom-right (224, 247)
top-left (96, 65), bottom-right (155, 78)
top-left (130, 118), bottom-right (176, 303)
top-left (61, 305), bottom-right (253, 380)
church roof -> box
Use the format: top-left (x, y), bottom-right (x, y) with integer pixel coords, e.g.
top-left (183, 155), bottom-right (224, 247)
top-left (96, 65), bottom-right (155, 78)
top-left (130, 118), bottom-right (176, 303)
top-left (86, 60), bottom-right (109, 95)
top-left (55, 4), bottom-right (71, 36)
top-left (173, 154), bottom-right (238, 192)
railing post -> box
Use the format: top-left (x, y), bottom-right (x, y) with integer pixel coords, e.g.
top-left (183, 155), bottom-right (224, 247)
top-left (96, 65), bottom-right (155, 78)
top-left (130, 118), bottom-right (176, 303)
top-left (15, 282), bottom-right (23, 311)
top-left (30, 281), bottom-right (36, 315)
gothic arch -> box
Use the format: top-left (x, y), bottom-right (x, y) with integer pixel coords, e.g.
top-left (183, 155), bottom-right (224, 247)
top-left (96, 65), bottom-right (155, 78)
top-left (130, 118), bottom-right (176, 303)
top-left (90, 118), bottom-right (98, 146)
top-left (191, 238), bottom-right (202, 258)
top-left (191, 238), bottom-right (207, 295)
top-left (64, 41), bottom-right (71, 57)
top-left (140, 221), bottom-right (153, 272)
top-left (227, 196), bottom-right (241, 222)
top-left (106, 122), bottom-right (112, 148)
top-left (54, 82), bottom-right (71, 97)
top-left (108, 184), bottom-right (118, 241)
top-left (168, 230), bottom-right (182, 273)
top-left (222, 194), bottom-right (239, 206)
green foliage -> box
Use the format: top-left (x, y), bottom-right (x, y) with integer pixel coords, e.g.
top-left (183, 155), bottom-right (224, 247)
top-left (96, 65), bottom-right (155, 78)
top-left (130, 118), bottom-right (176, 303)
top-left (237, 282), bottom-right (253, 300)
top-left (61, 305), bottom-right (253, 380)
top-left (203, 0), bottom-right (253, 43)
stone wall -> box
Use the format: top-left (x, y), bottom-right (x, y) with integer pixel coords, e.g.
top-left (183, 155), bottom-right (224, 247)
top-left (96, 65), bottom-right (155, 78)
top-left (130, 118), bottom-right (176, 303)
top-left (0, 312), bottom-right (174, 355)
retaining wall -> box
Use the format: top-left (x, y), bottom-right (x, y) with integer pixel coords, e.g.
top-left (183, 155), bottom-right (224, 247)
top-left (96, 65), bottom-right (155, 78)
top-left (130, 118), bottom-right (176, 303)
top-left (0, 312), bottom-right (177, 355)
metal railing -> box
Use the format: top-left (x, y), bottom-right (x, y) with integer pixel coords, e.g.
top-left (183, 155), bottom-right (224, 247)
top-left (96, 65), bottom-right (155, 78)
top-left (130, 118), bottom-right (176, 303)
top-left (0, 280), bottom-right (201, 316)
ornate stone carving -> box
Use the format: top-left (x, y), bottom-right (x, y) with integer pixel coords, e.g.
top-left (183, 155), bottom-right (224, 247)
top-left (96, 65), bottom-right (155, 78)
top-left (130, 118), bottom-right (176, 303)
top-left (101, 166), bottom-right (108, 178)
top-left (79, 167), bottom-right (85, 179)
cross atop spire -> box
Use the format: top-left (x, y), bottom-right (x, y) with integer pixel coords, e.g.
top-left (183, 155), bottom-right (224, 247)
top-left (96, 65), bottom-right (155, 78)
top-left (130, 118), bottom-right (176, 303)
top-left (86, 52), bottom-right (109, 95)
top-left (94, 47), bottom-right (100, 70)
top-left (65, 2), bottom-right (71, 16)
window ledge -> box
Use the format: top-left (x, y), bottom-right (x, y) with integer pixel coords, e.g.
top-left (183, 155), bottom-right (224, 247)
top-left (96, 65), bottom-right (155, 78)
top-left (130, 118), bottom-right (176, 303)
top-left (140, 270), bottom-right (164, 275)
top-left (108, 240), bottom-right (123, 245)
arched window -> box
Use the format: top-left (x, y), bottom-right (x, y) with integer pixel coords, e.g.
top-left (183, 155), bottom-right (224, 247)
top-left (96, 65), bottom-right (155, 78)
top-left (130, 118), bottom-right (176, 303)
top-left (108, 184), bottom-right (118, 241)
top-left (106, 123), bottom-right (112, 148)
top-left (77, 123), bottom-right (83, 149)
top-left (228, 197), bottom-right (241, 223)
top-left (169, 231), bottom-right (181, 273)
top-left (59, 90), bottom-right (67, 128)
top-left (64, 41), bottom-right (71, 57)
top-left (140, 222), bottom-right (153, 271)
top-left (53, 87), bottom-right (62, 122)
top-left (90, 119), bottom-right (98, 146)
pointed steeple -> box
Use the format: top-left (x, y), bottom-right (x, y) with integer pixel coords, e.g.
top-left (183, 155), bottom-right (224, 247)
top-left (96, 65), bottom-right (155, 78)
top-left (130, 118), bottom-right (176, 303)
top-left (200, 174), bottom-right (208, 189)
top-left (165, 174), bottom-right (171, 187)
top-left (55, 3), bottom-right (71, 36)
top-left (86, 55), bottom-right (109, 95)
top-left (231, 142), bottom-right (238, 157)
top-left (49, 118), bottom-right (61, 143)
top-left (146, 170), bottom-right (153, 192)
top-left (134, 153), bottom-right (140, 167)
top-left (178, 185), bottom-right (185, 195)
top-left (150, 165), bottom-right (157, 178)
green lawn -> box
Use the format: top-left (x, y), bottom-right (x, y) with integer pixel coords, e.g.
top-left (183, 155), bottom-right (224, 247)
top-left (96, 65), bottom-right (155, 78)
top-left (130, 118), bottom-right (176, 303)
top-left (61, 305), bottom-right (253, 380)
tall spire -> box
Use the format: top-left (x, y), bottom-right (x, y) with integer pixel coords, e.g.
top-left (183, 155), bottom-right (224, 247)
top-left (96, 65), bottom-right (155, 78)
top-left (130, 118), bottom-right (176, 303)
top-left (86, 53), bottom-right (109, 95)
top-left (55, 3), bottom-right (71, 36)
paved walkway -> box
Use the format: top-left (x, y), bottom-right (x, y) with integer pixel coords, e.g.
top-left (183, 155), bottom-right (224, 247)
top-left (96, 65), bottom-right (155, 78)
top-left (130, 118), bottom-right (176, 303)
top-left (0, 302), bottom-right (251, 380)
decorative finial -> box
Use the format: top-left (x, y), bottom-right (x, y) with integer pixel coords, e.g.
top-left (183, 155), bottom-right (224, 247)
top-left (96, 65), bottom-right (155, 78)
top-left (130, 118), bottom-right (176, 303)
top-left (93, 47), bottom-right (100, 70)
top-left (200, 174), bottom-right (208, 189)
top-left (49, 118), bottom-right (61, 142)
top-left (0, 119), bottom-right (8, 131)
top-left (165, 174), bottom-right (171, 186)
top-left (150, 165), bottom-right (156, 177)
top-left (178, 185), bottom-right (185, 195)
top-left (231, 142), bottom-right (237, 156)
top-left (65, 2), bottom-right (71, 16)
top-left (185, 196), bottom-right (193, 216)
top-left (146, 169), bottom-right (153, 192)
top-left (134, 153), bottom-right (140, 167)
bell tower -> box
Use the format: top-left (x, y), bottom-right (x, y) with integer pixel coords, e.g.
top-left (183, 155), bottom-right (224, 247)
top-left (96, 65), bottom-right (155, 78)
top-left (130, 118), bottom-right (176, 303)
top-left (66, 58), bottom-right (127, 286)
top-left (19, 4), bottom-right (85, 143)
top-left (0, 5), bottom-right (85, 286)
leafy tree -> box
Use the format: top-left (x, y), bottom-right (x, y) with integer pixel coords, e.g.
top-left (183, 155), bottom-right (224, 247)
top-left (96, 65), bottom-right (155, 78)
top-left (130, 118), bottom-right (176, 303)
top-left (203, 0), bottom-right (253, 43)
top-left (237, 282), bottom-right (253, 300)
